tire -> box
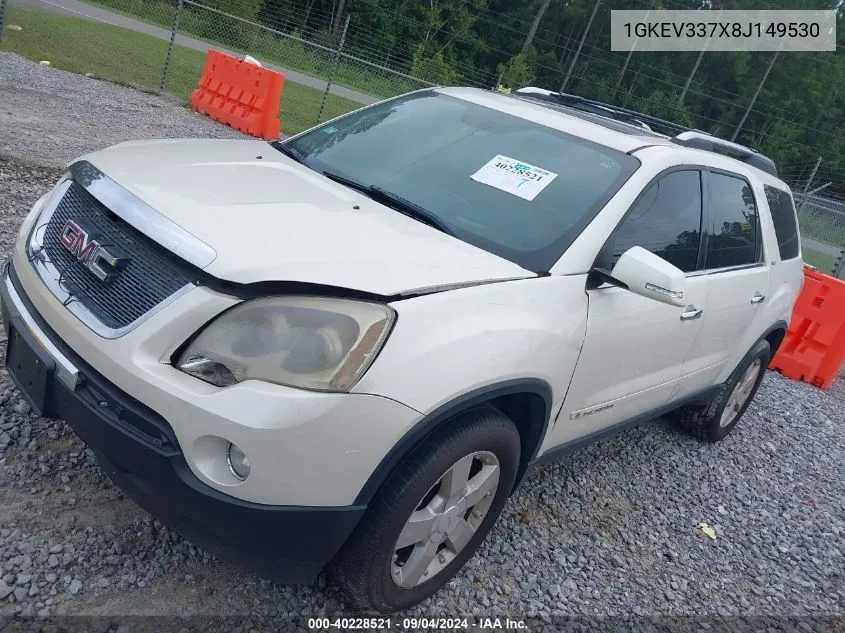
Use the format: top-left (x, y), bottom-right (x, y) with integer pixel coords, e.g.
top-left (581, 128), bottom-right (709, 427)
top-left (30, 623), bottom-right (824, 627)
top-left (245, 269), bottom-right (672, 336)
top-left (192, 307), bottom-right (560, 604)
top-left (676, 339), bottom-right (771, 443)
top-left (333, 405), bottom-right (520, 613)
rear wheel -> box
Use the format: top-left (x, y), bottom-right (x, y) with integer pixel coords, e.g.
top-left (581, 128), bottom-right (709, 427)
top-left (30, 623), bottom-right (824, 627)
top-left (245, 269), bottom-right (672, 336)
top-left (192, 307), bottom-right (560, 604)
top-left (333, 406), bottom-right (520, 613)
top-left (676, 339), bottom-right (770, 442)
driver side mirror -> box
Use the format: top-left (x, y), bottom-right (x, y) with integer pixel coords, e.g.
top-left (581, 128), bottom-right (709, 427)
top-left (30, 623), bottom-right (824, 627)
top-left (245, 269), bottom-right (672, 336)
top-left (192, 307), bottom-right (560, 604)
top-left (589, 246), bottom-right (688, 307)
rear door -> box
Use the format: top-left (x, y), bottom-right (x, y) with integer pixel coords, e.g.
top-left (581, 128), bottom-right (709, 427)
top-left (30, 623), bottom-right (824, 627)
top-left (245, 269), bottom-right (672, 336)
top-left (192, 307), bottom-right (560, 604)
top-left (674, 170), bottom-right (770, 396)
top-left (550, 169), bottom-right (708, 446)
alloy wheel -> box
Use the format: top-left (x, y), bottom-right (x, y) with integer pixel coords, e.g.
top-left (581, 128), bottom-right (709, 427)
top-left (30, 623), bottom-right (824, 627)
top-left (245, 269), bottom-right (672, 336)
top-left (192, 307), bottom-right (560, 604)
top-left (720, 359), bottom-right (762, 428)
top-left (390, 451), bottom-right (500, 588)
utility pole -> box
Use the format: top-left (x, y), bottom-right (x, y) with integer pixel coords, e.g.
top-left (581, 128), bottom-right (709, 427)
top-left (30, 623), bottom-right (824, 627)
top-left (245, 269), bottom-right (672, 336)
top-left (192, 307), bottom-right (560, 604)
top-left (560, 0), bottom-right (600, 93)
top-left (731, 49), bottom-right (779, 142)
top-left (523, 0), bottom-right (552, 52)
top-left (0, 0), bottom-right (9, 43)
top-left (834, 244), bottom-right (845, 279)
top-left (615, 7), bottom-right (654, 98)
top-left (317, 15), bottom-right (350, 124)
top-left (678, 46), bottom-right (706, 107)
top-left (795, 156), bottom-right (822, 216)
top-left (332, 0), bottom-right (347, 36)
top-left (160, 0), bottom-right (185, 93)
top-left (614, 48), bottom-right (635, 98)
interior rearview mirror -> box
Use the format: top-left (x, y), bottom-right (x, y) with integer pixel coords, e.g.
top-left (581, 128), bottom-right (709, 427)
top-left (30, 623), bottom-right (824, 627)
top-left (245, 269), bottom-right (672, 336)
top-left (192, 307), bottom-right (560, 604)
top-left (591, 246), bottom-right (688, 307)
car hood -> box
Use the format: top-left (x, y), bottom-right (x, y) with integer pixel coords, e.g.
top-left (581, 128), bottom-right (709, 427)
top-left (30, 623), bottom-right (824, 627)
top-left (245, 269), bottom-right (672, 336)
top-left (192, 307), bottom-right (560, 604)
top-left (78, 139), bottom-right (534, 296)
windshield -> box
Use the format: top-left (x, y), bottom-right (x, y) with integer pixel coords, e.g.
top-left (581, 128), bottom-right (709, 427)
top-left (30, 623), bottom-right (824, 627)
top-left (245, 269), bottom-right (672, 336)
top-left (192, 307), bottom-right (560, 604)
top-left (277, 91), bottom-right (640, 272)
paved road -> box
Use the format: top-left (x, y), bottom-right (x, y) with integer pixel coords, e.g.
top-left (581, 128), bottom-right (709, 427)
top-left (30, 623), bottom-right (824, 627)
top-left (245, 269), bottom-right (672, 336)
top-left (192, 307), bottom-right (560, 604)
top-left (9, 0), bottom-right (378, 105)
top-left (802, 236), bottom-right (842, 256)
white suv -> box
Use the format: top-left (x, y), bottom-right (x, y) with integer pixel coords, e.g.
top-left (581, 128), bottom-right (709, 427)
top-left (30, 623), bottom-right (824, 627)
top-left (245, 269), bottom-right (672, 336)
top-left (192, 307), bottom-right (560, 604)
top-left (1, 87), bottom-right (803, 613)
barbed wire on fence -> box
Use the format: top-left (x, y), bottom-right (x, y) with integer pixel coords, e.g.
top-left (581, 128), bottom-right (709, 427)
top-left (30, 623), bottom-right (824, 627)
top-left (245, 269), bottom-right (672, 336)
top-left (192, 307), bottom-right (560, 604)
top-left (180, 0), bottom-right (441, 89)
top-left (2, 0), bottom-right (842, 278)
top-left (40, 0), bottom-right (836, 151)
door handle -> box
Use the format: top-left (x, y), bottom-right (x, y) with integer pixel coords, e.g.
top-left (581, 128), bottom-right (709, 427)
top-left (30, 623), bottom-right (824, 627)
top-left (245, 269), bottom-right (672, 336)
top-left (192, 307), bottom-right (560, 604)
top-left (680, 306), bottom-right (704, 321)
top-left (751, 293), bottom-right (766, 304)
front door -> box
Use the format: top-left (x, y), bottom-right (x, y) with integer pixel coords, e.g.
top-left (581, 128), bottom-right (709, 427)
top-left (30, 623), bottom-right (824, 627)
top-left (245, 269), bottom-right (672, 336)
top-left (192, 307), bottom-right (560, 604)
top-left (548, 169), bottom-right (707, 446)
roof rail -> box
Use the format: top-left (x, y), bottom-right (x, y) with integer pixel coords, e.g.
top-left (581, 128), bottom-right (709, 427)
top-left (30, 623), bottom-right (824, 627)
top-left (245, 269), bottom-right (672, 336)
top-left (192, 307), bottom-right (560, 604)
top-left (512, 88), bottom-right (654, 132)
top-left (513, 87), bottom-right (689, 135)
top-left (672, 131), bottom-right (778, 177)
top-left (511, 87), bottom-right (778, 177)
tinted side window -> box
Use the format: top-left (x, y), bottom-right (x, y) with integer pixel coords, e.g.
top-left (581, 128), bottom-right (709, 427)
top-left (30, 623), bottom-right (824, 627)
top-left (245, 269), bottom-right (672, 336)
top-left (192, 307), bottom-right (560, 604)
top-left (608, 170), bottom-right (703, 272)
top-left (706, 173), bottom-right (760, 269)
top-left (764, 185), bottom-right (800, 260)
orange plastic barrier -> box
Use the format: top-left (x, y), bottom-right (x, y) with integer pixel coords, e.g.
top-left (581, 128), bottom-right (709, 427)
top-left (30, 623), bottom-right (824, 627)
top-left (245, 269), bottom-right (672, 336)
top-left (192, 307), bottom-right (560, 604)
top-left (189, 50), bottom-right (283, 140)
top-left (769, 266), bottom-right (845, 389)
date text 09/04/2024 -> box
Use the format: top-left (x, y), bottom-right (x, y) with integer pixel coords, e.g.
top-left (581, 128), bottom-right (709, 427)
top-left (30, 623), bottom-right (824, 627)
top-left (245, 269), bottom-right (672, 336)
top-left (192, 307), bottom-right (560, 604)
top-left (307, 617), bottom-right (528, 629)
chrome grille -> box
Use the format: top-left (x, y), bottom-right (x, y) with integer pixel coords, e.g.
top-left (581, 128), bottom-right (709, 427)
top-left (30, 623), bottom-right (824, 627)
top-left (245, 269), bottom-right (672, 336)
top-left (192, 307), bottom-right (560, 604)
top-left (38, 182), bottom-right (194, 330)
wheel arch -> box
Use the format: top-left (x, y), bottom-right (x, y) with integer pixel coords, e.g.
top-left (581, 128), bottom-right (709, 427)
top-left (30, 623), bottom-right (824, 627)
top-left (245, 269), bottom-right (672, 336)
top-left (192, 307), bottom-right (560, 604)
top-left (745, 320), bottom-right (789, 368)
top-left (352, 379), bottom-right (553, 506)
top-left (763, 320), bottom-right (788, 358)
top-left (715, 320), bottom-right (789, 386)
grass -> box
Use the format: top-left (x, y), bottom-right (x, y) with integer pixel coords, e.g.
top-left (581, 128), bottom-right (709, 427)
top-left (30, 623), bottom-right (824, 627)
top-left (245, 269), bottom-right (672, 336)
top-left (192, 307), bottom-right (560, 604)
top-left (83, 0), bottom-right (178, 26)
top-left (80, 0), bottom-right (426, 99)
top-left (797, 211), bottom-right (845, 248)
top-left (1, 6), bottom-right (361, 136)
top-left (801, 248), bottom-right (839, 275)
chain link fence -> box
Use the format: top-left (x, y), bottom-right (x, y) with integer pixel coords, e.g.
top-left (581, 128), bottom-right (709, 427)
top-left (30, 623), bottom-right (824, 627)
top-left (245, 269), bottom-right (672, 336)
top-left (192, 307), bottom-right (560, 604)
top-left (794, 193), bottom-right (845, 279)
top-left (165, 0), bottom-right (437, 95)
top-left (0, 0), bottom-right (438, 136)
top-left (782, 161), bottom-right (845, 279)
top-left (0, 0), bottom-right (181, 99)
top-left (1, 0), bottom-right (844, 279)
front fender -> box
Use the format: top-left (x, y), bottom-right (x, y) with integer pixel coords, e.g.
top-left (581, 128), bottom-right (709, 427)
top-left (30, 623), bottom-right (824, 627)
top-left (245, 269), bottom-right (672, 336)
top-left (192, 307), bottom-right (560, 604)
top-left (353, 275), bottom-right (588, 425)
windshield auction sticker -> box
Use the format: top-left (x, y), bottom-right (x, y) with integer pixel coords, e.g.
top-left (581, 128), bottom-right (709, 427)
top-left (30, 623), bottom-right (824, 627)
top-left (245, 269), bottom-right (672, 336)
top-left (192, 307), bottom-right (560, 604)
top-left (471, 155), bottom-right (558, 201)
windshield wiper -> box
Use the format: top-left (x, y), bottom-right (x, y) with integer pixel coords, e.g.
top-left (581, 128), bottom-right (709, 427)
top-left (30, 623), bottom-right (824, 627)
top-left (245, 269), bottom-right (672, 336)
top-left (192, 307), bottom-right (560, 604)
top-left (322, 170), bottom-right (455, 237)
top-left (321, 170), bottom-right (372, 195)
top-left (369, 187), bottom-right (455, 236)
top-left (275, 142), bottom-right (307, 165)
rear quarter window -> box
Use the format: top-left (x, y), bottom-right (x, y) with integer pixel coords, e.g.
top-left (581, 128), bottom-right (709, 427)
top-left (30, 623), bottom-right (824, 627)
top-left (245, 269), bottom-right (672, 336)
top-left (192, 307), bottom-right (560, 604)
top-left (764, 185), bottom-right (800, 261)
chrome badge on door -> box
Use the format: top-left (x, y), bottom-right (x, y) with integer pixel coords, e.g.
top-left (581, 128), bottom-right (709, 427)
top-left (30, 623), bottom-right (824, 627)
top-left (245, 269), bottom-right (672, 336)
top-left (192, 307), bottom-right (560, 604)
top-left (570, 402), bottom-right (615, 420)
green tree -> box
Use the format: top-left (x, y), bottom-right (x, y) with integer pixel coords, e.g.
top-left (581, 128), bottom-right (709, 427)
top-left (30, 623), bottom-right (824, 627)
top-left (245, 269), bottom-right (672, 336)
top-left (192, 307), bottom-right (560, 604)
top-left (497, 52), bottom-right (535, 90)
top-left (208, 0), bottom-right (263, 21)
top-left (410, 44), bottom-right (459, 85)
top-left (246, 0), bottom-right (844, 185)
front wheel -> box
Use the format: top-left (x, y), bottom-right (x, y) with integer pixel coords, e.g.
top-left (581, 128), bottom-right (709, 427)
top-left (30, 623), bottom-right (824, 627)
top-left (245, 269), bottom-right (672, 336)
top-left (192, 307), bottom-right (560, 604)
top-left (333, 406), bottom-right (520, 613)
top-left (676, 339), bottom-right (771, 442)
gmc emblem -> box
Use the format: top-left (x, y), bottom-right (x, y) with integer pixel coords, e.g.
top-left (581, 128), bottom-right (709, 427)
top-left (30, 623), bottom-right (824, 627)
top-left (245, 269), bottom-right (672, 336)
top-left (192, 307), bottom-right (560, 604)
top-left (59, 219), bottom-right (129, 282)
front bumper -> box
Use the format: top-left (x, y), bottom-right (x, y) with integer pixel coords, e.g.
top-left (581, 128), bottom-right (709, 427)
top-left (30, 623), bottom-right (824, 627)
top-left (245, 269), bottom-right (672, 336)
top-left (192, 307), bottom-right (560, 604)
top-left (1, 262), bottom-right (364, 583)
top-left (9, 226), bottom-right (421, 507)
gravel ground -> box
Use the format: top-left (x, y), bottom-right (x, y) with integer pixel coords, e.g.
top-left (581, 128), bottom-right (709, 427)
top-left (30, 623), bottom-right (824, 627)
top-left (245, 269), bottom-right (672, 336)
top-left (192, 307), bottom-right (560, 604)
top-left (0, 52), bottom-right (246, 169)
top-left (0, 53), bottom-right (844, 627)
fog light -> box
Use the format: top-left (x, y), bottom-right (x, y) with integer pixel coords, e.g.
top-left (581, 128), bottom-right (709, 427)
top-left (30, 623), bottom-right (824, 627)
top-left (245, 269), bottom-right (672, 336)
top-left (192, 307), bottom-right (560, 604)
top-left (226, 442), bottom-right (250, 481)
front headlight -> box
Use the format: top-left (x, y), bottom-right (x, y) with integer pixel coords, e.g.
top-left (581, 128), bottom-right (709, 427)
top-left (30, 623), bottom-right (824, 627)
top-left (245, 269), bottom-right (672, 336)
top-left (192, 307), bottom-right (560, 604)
top-left (176, 296), bottom-right (394, 392)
